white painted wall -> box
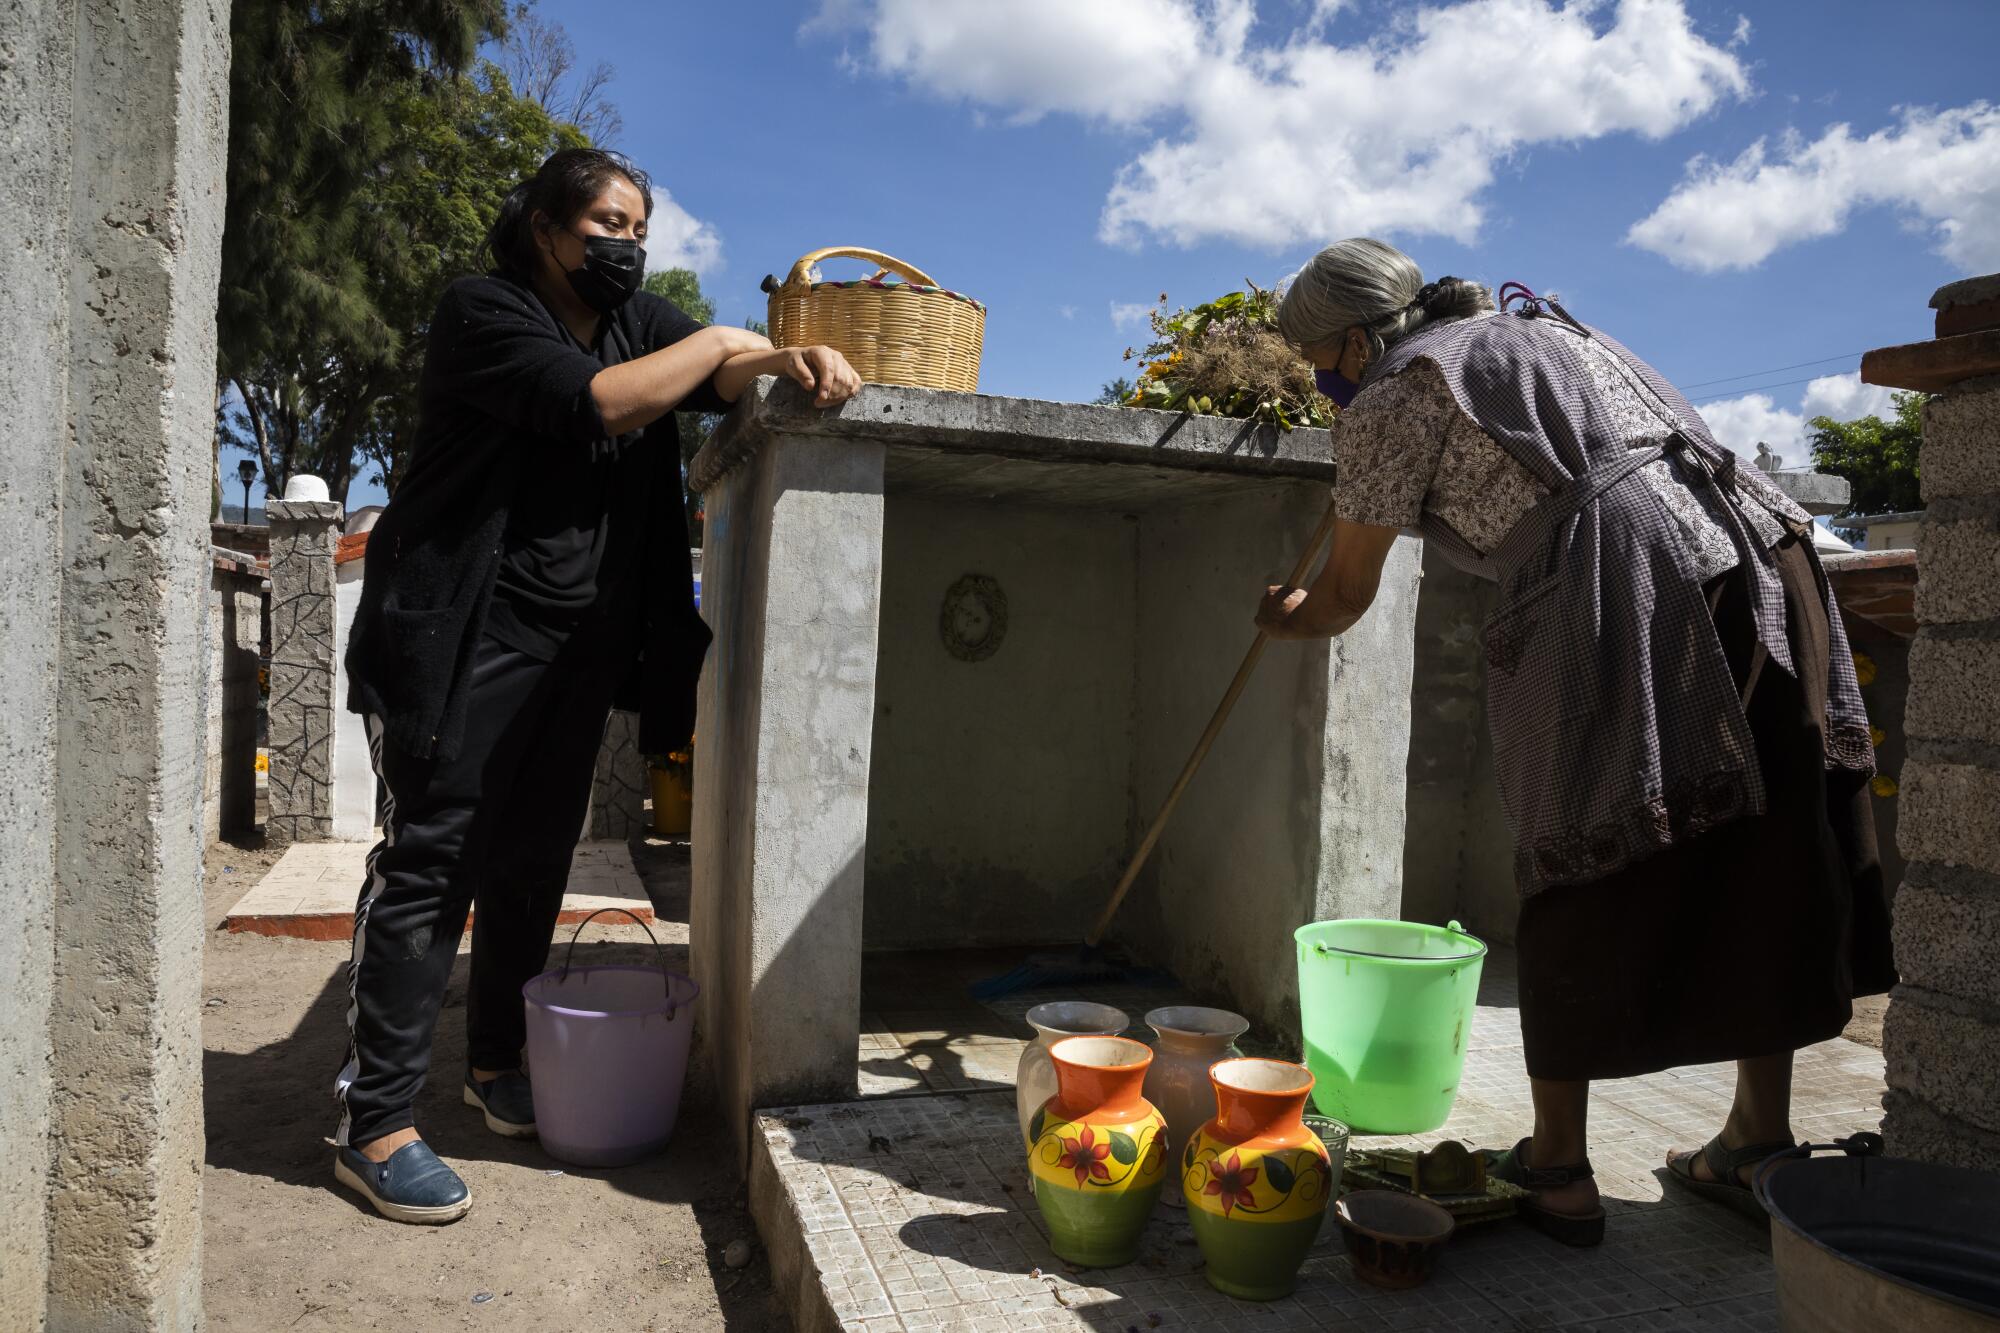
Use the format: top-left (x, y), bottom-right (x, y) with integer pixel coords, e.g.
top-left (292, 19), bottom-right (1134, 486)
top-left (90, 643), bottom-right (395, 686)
top-left (331, 562), bottom-right (374, 839)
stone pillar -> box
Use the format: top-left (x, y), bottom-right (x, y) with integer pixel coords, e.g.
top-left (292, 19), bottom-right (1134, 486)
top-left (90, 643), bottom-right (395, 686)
top-left (591, 710), bottom-right (650, 840)
top-left (0, 0), bottom-right (76, 1316)
top-left (1865, 273), bottom-right (2000, 1172)
top-left (22, 0), bottom-right (231, 1326)
top-left (266, 499), bottom-right (344, 845)
top-left (691, 433), bottom-right (887, 1159)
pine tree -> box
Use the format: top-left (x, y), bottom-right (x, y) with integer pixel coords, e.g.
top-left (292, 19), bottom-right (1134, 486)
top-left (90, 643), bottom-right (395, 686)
top-left (217, 0), bottom-right (509, 502)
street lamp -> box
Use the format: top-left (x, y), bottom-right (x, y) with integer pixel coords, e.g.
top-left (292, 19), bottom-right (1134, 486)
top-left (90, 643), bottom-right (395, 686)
top-left (236, 459), bottom-right (256, 525)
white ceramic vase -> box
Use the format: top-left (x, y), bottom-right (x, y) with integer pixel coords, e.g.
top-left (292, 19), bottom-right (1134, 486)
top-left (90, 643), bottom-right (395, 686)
top-left (1014, 1001), bottom-right (1129, 1149)
top-left (1142, 1005), bottom-right (1249, 1207)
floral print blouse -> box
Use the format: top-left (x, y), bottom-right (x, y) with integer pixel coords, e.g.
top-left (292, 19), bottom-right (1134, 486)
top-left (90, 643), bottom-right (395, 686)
top-left (1333, 326), bottom-right (1804, 583)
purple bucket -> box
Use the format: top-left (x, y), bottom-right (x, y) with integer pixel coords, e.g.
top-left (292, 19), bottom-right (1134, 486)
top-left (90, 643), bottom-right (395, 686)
top-left (523, 908), bottom-right (699, 1167)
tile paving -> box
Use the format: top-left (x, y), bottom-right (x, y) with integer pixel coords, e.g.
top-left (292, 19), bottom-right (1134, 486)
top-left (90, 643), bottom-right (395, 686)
top-left (755, 948), bottom-right (1888, 1331)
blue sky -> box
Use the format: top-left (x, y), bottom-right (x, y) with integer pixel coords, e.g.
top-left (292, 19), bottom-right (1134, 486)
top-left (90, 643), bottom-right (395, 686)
top-left (336, 0), bottom-right (1998, 511)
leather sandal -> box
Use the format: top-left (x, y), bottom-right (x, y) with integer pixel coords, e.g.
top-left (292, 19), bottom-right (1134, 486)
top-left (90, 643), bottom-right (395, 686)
top-left (1664, 1134), bottom-right (1796, 1220)
top-left (1481, 1137), bottom-right (1606, 1247)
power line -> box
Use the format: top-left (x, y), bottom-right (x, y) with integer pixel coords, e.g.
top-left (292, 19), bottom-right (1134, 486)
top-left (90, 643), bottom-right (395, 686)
top-left (1690, 374), bottom-right (1847, 406)
top-left (1678, 352), bottom-right (1865, 392)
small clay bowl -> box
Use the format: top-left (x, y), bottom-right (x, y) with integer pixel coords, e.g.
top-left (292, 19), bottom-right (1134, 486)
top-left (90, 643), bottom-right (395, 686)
top-left (1335, 1190), bottom-right (1456, 1290)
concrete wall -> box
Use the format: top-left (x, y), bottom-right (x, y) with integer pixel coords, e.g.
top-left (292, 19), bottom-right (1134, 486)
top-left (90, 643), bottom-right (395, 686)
top-left (1883, 368), bottom-right (2000, 1172)
top-left (0, 0), bottom-right (77, 1315)
top-left (36, 0), bottom-right (229, 1326)
top-left (865, 496), bottom-right (1137, 948)
top-left (692, 434), bottom-right (888, 1157)
top-left (1, 0), bottom-right (228, 1325)
top-left (860, 478), bottom-right (1427, 1039)
top-left (1119, 489), bottom-right (1422, 1041)
top-left (1398, 548), bottom-right (1514, 938)
top-left (206, 561), bottom-right (266, 842)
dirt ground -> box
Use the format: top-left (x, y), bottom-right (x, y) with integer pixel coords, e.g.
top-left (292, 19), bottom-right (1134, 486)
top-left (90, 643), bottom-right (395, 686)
top-left (199, 836), bottom-right (788, 1333)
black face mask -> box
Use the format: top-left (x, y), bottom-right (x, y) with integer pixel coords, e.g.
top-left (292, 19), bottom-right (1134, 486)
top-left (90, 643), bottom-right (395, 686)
top-left (561, 232), bottom-right (646, 313)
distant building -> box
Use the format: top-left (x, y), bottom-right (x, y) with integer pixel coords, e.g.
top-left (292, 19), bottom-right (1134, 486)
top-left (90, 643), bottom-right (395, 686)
top-left (1843, 509), bottom-right (1925, 551)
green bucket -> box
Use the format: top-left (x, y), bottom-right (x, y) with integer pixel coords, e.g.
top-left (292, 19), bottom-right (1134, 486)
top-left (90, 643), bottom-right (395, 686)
top-left (1293, 919), bottom-right (1486, 1135)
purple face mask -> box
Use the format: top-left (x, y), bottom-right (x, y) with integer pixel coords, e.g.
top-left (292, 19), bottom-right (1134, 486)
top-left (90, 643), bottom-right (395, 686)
top-left (1314, 365), bottom-right (1360, 408)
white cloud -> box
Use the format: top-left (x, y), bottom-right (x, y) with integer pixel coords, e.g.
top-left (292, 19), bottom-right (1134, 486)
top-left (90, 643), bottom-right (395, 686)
top-left (814, 0), bottom-right (1215, 126)
top-left (1800, 372), bottom-right (1896, 422)
top-left (1697, 393), bottom-right (1805, 461)
top-left (1058, 304), bottom-right (1079, 320)
top-left (646, 188), bottom-right (723, 278)
top-left (1696, 372), bottom-right (1896, 461)
top-left (1110, 301), bottom-right (1157, 330)
top-left (811, 0), bottom-right (1749, 250)
top-left (1628, 102), bottom-right (2000, 273)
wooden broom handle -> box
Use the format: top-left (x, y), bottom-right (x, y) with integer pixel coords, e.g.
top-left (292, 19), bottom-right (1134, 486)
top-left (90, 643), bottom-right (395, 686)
top-left (783, 246), bottom-right (940, 289)
top-left (1085, 495), bottom-right (1343, 947)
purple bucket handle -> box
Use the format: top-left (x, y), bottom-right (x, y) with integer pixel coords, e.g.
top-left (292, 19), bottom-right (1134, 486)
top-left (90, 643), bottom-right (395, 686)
top-left (558, 906), bottom-right (679, 1016)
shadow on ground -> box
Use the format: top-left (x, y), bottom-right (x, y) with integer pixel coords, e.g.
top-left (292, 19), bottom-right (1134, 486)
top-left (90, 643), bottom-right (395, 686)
top-left (200, 835), bottom-right (786, 1332)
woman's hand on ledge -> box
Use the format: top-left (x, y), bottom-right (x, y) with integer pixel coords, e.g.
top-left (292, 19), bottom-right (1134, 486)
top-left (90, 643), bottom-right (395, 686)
top-left (715, 343), bottom-right (862, 409)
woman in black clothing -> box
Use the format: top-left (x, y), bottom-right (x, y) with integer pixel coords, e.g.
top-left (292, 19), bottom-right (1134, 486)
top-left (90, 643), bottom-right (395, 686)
top-left (333, 148), bottom-right (860, 1223)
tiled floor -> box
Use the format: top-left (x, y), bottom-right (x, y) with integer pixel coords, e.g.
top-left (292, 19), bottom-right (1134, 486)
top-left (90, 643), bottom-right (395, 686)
top-left (755, 949), bottom-right (1888, 1331)
top-left (220, 838), bottom-right (653, 939)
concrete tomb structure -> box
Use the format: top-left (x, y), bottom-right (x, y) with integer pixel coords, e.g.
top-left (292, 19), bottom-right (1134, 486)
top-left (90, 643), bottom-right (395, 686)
top-left (1868, 273), bottom-right (2000, 1172)
top-left (688, 379), bottom-right (1424, 1153)
top-left (0, 0), bottom-right (231, 1325)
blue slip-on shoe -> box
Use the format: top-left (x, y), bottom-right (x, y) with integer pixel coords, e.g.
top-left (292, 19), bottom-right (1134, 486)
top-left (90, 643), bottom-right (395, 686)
top-left (333, 1140), bottom-right (471, 1225)
top-left (462, 1070), bottom-right (537, 1139)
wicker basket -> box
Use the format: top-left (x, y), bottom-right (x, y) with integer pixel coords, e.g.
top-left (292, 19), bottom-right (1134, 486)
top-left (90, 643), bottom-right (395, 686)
top-left (763, 246), bottom-right (984, 392)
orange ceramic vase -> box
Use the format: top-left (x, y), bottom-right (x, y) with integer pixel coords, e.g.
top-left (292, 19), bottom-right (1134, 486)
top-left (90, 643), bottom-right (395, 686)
top-left (1026, 1036), bottom-right (1169, 1268)
top-left (1183, 1058), bottom-right (1334, 1300)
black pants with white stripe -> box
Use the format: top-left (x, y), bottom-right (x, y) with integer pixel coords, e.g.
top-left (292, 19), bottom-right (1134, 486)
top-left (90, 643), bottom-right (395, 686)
top-left (335, 622), bottom-right (629, 1148)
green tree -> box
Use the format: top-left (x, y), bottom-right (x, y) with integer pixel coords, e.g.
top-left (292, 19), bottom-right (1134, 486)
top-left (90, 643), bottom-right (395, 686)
top-left (352, 64), bottom-right (585, 494)
top-left (644, 268), bottom-right (716, 324)
top-left (1810, 391), bottom-right (1928, 540)
top-left (218, 0), bottom-right (509, 502)
top-left (1095, 377), bottom-right (1135, 406)
top-left (642, 269), bottom-right (724, 544)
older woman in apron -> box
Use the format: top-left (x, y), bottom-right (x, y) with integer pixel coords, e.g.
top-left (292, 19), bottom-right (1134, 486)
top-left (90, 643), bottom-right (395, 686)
top-left (1258, 239), bottom-right (1894, 1246)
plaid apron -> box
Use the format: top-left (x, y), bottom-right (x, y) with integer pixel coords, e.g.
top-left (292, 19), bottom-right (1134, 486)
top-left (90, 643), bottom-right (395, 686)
top-left (1363, 309), bottom-right (1874, 894)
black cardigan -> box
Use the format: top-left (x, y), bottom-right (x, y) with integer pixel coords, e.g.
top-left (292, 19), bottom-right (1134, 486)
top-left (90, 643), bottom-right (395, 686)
top-left (345, 273), bottom-right (723, 761)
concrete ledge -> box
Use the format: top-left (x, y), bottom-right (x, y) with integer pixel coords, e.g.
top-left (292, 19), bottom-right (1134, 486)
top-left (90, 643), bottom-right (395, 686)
top-left (1862, 328), bottom-right (2000, 393)
top-left (692, 377), bottom-right (1336, 496)
top-left (221, 841), bottom-right (654, 940)
top-left (1932, 275), bottom-right (2000, 339)
top-left (1763, 469), bottom-right (1850, 516)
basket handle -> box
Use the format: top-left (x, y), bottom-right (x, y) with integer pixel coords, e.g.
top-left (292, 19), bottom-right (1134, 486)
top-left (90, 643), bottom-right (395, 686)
top-left (782, 246), bottom-right (940, 290)
top-left (557, 906), bottom-right (677, 1009)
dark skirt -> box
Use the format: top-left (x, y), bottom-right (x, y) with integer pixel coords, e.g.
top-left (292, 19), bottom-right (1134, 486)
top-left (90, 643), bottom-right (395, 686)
top-left (1516, 533), bottom-right (1897, 1081)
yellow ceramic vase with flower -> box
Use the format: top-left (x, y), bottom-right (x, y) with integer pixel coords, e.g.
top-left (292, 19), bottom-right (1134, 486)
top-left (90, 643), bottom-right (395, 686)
top-left (1027, 1036), bottom-right (1169, 1268)
top-left (1183, 1057), bottom-right (1334, 1300)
